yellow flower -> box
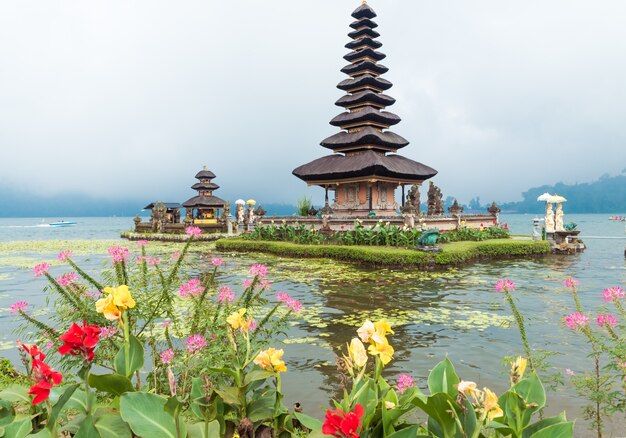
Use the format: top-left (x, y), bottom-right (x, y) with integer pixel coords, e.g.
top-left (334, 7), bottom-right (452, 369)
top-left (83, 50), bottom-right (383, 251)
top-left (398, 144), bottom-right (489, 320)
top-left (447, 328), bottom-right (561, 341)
top-left (106, 285), bottom-right (135, 310)
top-left (372, 320), bottom-right (394, 344)
top-left (95, 294), bottom-right (121, 321)
top-left (483, 387), bottom-right (503, 420)
top-left (368, 338), bottom-right (394, 365)
top-left (510, 356), bottom-right (527, 384)
top-left (457, 380), bottom-right (481, 400)
top-left (227, 308), bottom-right (247, 330)
top-left (384, 401), bottom-right (396, 409)
top-left (357, 320), bottom-right (375, 343)
top-left (348, 338), bottom-right (368, 368)
top-left (254, 347), bottom-right (287, 373)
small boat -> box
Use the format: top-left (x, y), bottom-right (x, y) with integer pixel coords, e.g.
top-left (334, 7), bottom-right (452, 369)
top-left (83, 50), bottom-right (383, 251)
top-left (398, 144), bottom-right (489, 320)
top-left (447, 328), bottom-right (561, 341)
top-left (49, 221), bottom-right (77, 227)
top-left (608, 216), bottom-right (625, 221)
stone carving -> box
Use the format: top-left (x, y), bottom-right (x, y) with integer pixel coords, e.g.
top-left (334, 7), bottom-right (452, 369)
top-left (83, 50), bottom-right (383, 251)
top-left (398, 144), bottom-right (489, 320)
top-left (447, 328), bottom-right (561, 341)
top-left (308, 207), bottom-right (318, 217)
top-left (487, 202), bottom-right (501, 216)
top-left (248, 205), bottom-right (255, 225)
top-left (555, 203), bottom-right (564, 231)
top-left (545, 203), bottom-right (555, 233)
top-left (236, 204), bottom-right (245, 224)
top-left (448, 199), bottom-right (463, 216)
top-left (255, 205), bottom-right (266, 224)
top-left (427, 182), bottom-right (444, 216)
top-left (402, 184), bottom-right (420, 214)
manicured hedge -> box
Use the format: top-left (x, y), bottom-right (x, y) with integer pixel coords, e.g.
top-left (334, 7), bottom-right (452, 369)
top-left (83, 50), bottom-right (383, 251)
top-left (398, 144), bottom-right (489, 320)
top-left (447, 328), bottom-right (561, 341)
top-left (215, 238), bottom-right (551, 267)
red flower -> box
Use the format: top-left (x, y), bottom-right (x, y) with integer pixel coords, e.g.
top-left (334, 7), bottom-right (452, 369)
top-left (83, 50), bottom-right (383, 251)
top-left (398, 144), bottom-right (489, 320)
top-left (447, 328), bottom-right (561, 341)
top-left (322, 404), bottom-right (364, 438)
top-left (21, 343), bottom-right (62, 404)
top-left (58, 321), bottom-right (101, 362)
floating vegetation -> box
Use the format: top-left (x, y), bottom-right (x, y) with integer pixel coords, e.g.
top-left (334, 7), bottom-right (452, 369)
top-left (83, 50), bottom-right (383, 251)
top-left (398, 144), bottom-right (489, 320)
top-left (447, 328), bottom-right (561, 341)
top-left (0, 273), bottom-right (12, 281)
top-left (0, 341), bottom-right (16, 351)
top-left (0, 240), bottom-right (216, 256)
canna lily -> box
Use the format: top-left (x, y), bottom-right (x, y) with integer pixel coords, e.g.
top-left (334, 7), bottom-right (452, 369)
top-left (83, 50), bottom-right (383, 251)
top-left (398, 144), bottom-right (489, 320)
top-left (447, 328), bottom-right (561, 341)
top-left (357, 320), bottom-right (375, 343)
top-left (367, 338), bottom-right (394, 366)
top-left (510, 356), bottom-right (527, 384)
top-left (322, 404), bottom-right (364, 438)
top-left (95, 294), bottom-right (121, 321)
top-left (457, 380), bottom-right (481, 401)
top-left (254, 347), bottom-right (287, 373)
top-left (227, 308), bottom-right (248, 331)
top-left (483, 387), bottom-right (503, 420)
top-left (372, 320), bottom-right (394, 344)
top-left (347, 338), bottom-right (368, 369)
top-left (95, 285), bottom-right (135, 321)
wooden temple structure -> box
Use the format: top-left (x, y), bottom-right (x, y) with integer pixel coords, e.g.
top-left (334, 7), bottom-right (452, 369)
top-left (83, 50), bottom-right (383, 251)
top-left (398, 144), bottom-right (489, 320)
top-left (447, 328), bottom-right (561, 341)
top-left (293, 2), bottom-right (437, 217)
top-left (183, 167), bottom-right (226, 224)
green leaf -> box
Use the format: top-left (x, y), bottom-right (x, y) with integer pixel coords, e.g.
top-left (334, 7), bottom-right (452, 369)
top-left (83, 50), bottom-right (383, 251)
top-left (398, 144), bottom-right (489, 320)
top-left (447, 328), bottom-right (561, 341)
top-left (522, 412), bottom-right (567, 438)
top-left (164, 396), bottom-right (183, 417)
top-left (75, 414), bottom-right (100, 438)
top-left (187, 420), bottom-right (220, 438)
top-left (528, 421), bottom-right (575, 438)
top-left (47, 383), bottom-right (79, 431)
top-left (243, 370), bottom-right (274, 386)
top-left (247, 393), bottom-right (275, 422)
top-left (114, 335), bottom-right (145, 377)
top-left (94, 414), bottom-right (132, 438)
top-left (502, 391), bottom-right (526, 437)
top-left (387, 425), bottom-right (421, 438)
top-left (120, 392), bottom-right (177, 438)
top-left (27, 428), bottom-right (52, 437)
top-left (413, 393), bottom-right (459, 438)
top-left (208, 366), bottom-right (239, 381)
top-left (513, 372), bottom-right (546, 411)
top-left (190, 378), bottom-right (208, 420)
top-left (0, 385), bottom-right (30, 403)
top-left (0, 400), bottom-right (15, 427)
top-left (427, 358), bottom-right (459, 397)
top-left (293, 412), bottom-right (323, 431)
top-left (63, 388), bottom-right (97, 414)
top-left (214, 386), bottom-right (240, 406)
top-left (2, 415), bottom-right (32, 438)
top-left (89, 373), bottom-right (135, 396)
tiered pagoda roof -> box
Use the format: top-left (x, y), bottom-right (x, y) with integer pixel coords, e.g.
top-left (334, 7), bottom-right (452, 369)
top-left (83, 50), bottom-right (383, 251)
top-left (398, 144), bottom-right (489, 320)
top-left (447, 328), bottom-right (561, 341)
top-left (293, 2), bottom-right (437, 185)
top-left (182, 167), bottom-right (226, 208)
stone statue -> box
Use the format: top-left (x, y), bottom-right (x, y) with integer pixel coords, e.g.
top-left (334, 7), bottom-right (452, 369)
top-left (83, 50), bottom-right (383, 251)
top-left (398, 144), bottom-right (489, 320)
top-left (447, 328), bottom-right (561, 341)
top-left (236, 204), bottom-right (245, 224)
top-left (248, 205), bottom-right (255, 225)
top-left (555, 203), bottom-right (564, 231)
top-left (545, 203), bottom-right (555, 233)
top-left (405, 184), bottom-right (420, 214)
top-left (427, 182), bottom-right (444, 216)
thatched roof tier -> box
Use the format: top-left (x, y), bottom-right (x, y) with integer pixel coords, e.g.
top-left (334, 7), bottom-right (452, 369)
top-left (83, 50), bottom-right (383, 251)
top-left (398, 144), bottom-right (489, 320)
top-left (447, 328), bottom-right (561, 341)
top-left (350, 18), bottom-right (378, 29)
top-left (335, 90), bottom-right (395, 109)
top-left (195, 169), bottom-right (216, 180)
top-left (341, 60), bottom-right (388, 77)
top-left (182, 195), bottom-right (226, 208)
top-left (337, 74), bottom-right (392, 92)
top-left (345, 37), bottom-right (382, 50)
top-left (348, 27), bottom-right (380, 40)
top-left (343, 48), bottom-right (386, 63)
top-left (351, 3), bottom-right (377, 20)
top-left (321, 127), bottom-right (409, 151)
top-left (191, 182), bottom-right (219, 191)
top-left (293, 151), bottom-right (437, 184)
top-left (143, 202), bottom-right (182, 210)
top-left (330, 107), bottom-right (400, 128)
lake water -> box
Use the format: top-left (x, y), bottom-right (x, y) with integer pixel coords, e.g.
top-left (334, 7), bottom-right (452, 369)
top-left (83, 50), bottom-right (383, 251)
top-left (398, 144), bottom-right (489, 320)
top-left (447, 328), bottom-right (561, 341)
top-left (1, 214), bottom-right (625, 436)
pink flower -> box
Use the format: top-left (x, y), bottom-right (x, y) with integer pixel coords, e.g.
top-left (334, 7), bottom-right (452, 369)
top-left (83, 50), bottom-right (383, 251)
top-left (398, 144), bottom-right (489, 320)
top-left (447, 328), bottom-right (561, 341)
top-left (56, 272), bottom-right (78, 287)
top-left (218, 286), bottom-right (235, 303)
top-left (107, 245), bottom-right (129, 263)
top-left (564, 278), bottom-right (579, 288)
top-left (136, 256), bottom-right (146, 263)
top-left (603, 287), bottom-right (625, 303)
top-left (185, 226), bottom-right (202, 237)
top-left (494, 279), bottom-right (516, 293)
top-left (210, 258), bottom-right (223, 267)
top-left (597, 314), bottom-right (618, 328)
top-left (243, 279), bottom-right (254, 289)
top-left (186, 335), bottom-right (207, 353)
top-left (396, 374), bottom-right (415, 394)
top-left (285, 298), bottom-right (302, 313)
top-left (179, 279), bottom-right (205, 298)
top-left (45, 341), bottom-right (54, 349)
top-left (57, 250), bottom-right (73, 262)
top-left (9, 301), bottom-right (28, 315)
top-left (147, 257), bottom-right (160, 266)
top-left (276, 292), bottom-right (290, 302)
top-left (566, 368), bottom-right (575, 376)
top-left (171, 251), bottom-right (181, 261)
top-left (161, 320), bottom-right (172, 328)
top-left (83, 291), bottom-right (101, 299)
top-left (136, 240), bottom-right (149, 247)
top-left (249, 264), bottom-right (267, 278)
top-left (160, 349), bottom-right (174, 365)
top-left (33, 263), bottom-right (51, 277)
top-left (248, 320), bottom-right (258, 332)
top-left (260, 280), bottom-right (271, 289)
top-left (100, 326), bottom-right (116, 338)
top-left (565, 312), bottom-right (589, 329)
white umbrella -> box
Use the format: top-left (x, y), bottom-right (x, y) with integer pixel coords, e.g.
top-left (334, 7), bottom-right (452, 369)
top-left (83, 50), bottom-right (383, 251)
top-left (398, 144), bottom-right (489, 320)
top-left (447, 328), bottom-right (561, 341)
top-left (235, 199), bottom-right (246, 205)
top-left (537, 192), bottom-right (551, 202)
top-left (546, 194), bottom-right (567, 203)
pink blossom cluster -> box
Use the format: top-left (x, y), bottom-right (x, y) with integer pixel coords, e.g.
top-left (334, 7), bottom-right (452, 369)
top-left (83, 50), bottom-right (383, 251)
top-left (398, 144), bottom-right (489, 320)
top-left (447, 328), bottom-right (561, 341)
top-left (146, 257), bottom-right (160, 266)
top-left (566, 368), bottom-right (575, 376)
top-left (136, 240), bottom-right (149, 247)
top-left (597, 314), bottom-right (618, 328)
top-left (210, 258), bottom-right (223, 267)
top-left (396, 374), bottom-right (415, 394)
top-left (565, 312), bottom-right (589, 330)
top-left (100, 326), bottom-right (117, 338)
top-left (494, 279), bottom-right (516, 293)
top-left (218, 286), bottom-right (235, 303)
top-left (276, 292), bottom-right (303, 313)
top-left (33, 263), bottom-right (51, 277)
top-left (186, 335), bottom-right (207, 353)
top-left (564, 277), bottom-right (579, 288)
top-left (603, 286), bottom-right (625, 303)
top-left (179, 279), bottom-right (205, 298)
top-left (9, 301), bottom-right (28, 315)
top-left (107, 245), bottom-right (129, 263)
top-left (161, 349), bottom-right (175, 365)
top-left (56, 272), bottom-right (78, 287)
top-left (57, 250), bottom-right (73, 262)
top-left (185, 226), bottom-right (202, 237)
top-left (161, 320), bottom-right (172, 328)
top-left (171, 251), bottom-right (181, 261)
top-left (243, 279), bottom-right (254, 289)
top-left (83, 291), bottom-right (101, 299)
top-left (249, 264), bottom-right (267, 278)
top-left (260, 280), bottom-right (271, 289)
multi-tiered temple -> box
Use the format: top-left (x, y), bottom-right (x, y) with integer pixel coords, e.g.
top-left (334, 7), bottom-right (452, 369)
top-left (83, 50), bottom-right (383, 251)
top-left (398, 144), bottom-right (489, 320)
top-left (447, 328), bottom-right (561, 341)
top-left (183, 167), bottom-right (226, 224)
top-left (293, 2), bottom-right (437, 216)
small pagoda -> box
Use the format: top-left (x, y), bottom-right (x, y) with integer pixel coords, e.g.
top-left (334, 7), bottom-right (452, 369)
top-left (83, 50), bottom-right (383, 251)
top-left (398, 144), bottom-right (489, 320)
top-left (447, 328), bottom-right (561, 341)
top-left (182, 167), bottom-right (227, 224)
top-left (293, 1), bottom-right (437, 216)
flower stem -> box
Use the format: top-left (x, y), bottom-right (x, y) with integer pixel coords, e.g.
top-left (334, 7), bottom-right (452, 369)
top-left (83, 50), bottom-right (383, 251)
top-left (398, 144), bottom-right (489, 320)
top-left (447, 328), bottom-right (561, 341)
top-left (504, 290), bottom-right (535, 372)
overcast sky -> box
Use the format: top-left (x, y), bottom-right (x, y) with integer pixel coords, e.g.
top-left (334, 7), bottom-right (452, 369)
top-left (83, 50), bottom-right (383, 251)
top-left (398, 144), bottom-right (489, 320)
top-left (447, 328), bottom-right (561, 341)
top-left (1, 0), bottom-right (625, 206)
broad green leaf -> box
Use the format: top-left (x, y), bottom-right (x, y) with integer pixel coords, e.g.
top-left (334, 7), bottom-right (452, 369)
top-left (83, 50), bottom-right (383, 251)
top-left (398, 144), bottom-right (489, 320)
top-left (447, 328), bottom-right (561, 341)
top-left (120, 392), bottom-right (177, 438)
top-left (387, 425), bottom-right (421, 438)
top-left (208, 366), bottom-right (239, 381)
top-left (413, 393), bottom-right (459, 438)
top-left (0, 385), bottom-right (30, 403)
top-left (293, 412), bottom-right (323, 431)
top-left (187, 420), bottom-right (220, 438)
top-left (248, 393), bottom-right (275, 422)
top-left (164, 396), bottom-right (183, 418)
top-left (114, 335), bottom-right (145, 377)
top-left (89, 373), bottom-right (135, 396)
top-left (243, 370), bottom-right (275, 386)
top-left (190, 378), bottom-right (208, 420)
top-left (522, 412), bottom-right (567, 438)
top-left (63, 388), bottom-right (97, 414)
top-left (94, 414), bottom-right (132, 438)
top-left (47, 384), bottom-right (79, 431)
top-left (75, 414), bottom-right (100, 438)
top-left (214, 386), bottom-right (240, 406)
top-left (513, 372), bottom-right (546, 413)
top-left (502, 391), bottom-right (526, 437)
top-left (427, 358), bottom-right (459, 397)
top-left (3, 415), bottom-right (31, 438)
top-left (528, 421), bottom-right (574, 438)
top-left (28, 428), bottom-right (52, 437)
top-left (460, 396), bottom-right (478, 437)
top-left (0, 400), bottom-right (15, 427)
